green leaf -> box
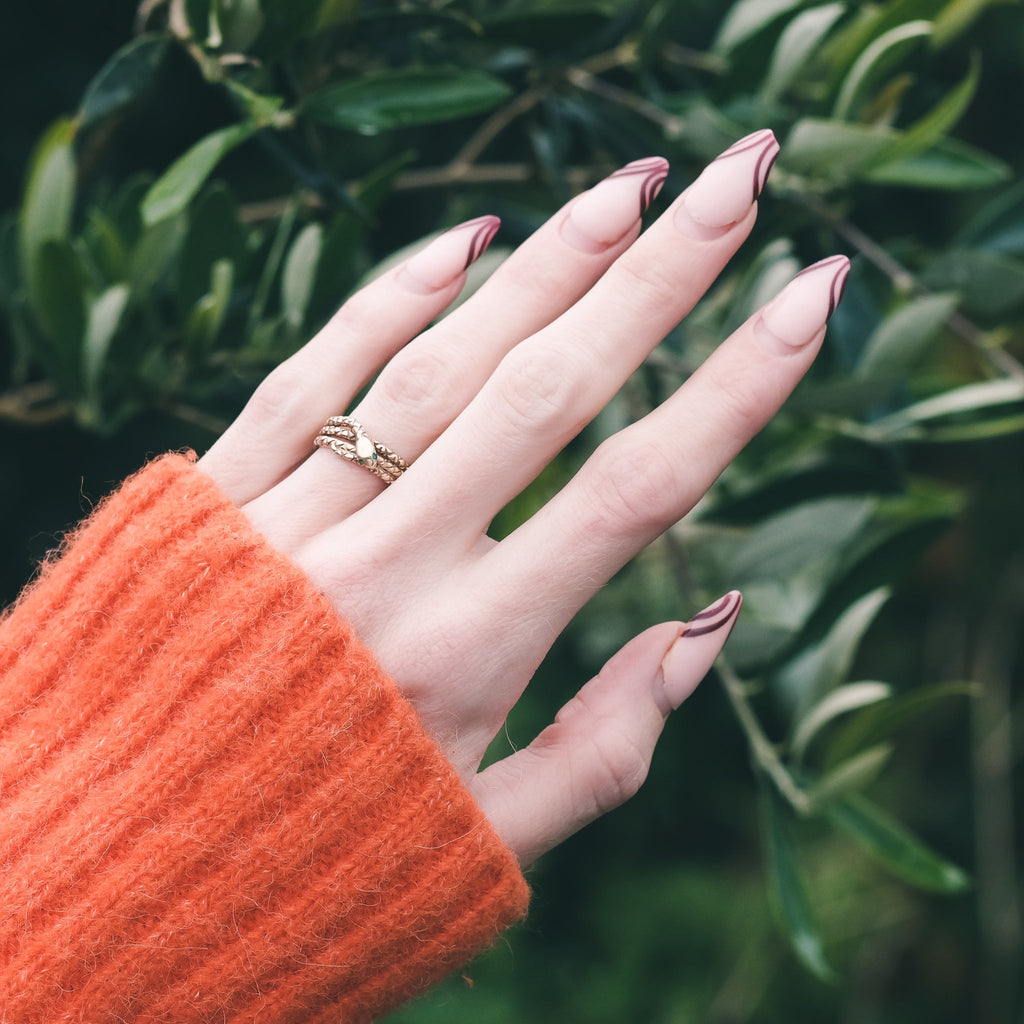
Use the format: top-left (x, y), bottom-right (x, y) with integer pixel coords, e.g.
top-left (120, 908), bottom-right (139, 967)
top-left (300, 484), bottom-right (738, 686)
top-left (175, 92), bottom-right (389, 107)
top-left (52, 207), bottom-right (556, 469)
top-left (933, 0), bottom-right (1007, 47)
top-left (248, 198), bottom-right (298, 333)
top-left (78, 35), bottom-right (169, 131)
top-left (775, 588), bottom-right (891, 714)
top-left (781, 118), bottom-right (894, 181)
top-left (29, 239), bottom-right (87, 395)
top-left (870, 377), bottom-right (1024, 440)
top-left (176, 184), bottom-right (244, 318)
top-left (185, 258), bottom-right (234, 355)
top-left (856, 293), bottom-right (957, 379)
top-left (281, 222), bottom-right (322, 331)
top-left (141, 122), bottom-right (257, 225)
top-left (864, 52), bottom-right (981, 173)
top-left (712, 0), bottom-right (806, 55)
top-left (792, 681), bottom-right (893, 761)
top-left (952, 179), bottom-right (1024, 253)
top-left (728, 498), bottom-right (877, 635)
top-left (19, 118), bottom-right (77, 295)
top-left (828, 681), bottom-right (974, 766)
top-left (217, 0), bottom-right (264, 52)
top-left (129, 213), bottom-right (188, 301)
top-left (762, 786), bottom-right (836, 981)
top-left (921, 247), bottom-right (1024, 315)
top-left (83, 283), bottom-right (130, 396)
top-left (830, 794), bottom-right (971, 893)
top-left (865, 137), bottom-right (1012, 190)
top-left (313, 0), bottom-right (361, 31)
top-left (484, 4), bottom-right (614, 46)
top-left (304, 67), bottom-right (511, 134)
top-left (760, 4), bottom-right (847, 107)
top-left (82, 209), bottom-right (129, 282)
top-left (833, 20), bottom-right (933, 121)
top-left (805, 743), bottom-right (894, 810)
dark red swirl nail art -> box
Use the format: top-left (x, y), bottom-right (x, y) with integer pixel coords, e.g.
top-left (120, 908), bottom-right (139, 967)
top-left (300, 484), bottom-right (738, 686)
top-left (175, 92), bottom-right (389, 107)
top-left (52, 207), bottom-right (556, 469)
top-left (607, 156), bottom-right (670, 216)
top-left (684, 591), bottom-right (743, 638)
top-left (709, 129), bottom-right (779, 203)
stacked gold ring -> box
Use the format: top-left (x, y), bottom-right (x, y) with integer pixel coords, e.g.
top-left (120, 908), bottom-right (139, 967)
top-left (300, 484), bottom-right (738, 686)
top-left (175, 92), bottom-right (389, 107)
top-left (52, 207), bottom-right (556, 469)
top-left (314, 416), bottom-right (408, 484)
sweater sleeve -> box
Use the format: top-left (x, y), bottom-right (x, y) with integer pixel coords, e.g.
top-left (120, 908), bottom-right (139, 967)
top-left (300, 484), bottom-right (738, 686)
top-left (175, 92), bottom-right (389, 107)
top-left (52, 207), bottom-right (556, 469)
top-left (0, 453), bottom-right (529, 1023)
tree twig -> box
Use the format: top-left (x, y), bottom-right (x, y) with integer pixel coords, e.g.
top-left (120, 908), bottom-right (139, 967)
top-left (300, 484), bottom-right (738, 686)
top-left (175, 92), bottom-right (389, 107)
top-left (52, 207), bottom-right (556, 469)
top-left (448, 88), bottom-right (545, 176)
top-left (661, 528), bottom-right (810, 814)
top-left (0, 382), bottom-right (73, 426)
top-left (566, 67), bottom-right (687, 140)
top-left (793, 191), bottom-right (1024, 382)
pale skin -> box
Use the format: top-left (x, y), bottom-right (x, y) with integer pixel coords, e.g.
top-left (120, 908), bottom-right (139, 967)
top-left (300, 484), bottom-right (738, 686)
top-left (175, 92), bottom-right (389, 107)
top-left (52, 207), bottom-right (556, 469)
top-left (198, 129), bottom-right (850, 869)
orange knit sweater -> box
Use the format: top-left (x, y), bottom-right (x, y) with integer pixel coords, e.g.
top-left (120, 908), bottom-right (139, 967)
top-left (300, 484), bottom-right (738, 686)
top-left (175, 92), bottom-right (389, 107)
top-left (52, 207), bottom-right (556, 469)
top-left (0, 454), bottom-right (529, 1023)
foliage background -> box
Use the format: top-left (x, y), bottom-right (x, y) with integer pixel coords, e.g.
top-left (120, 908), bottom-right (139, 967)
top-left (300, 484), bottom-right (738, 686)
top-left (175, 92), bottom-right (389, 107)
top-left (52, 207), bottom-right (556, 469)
top-left (2, 1), bottom-right (1024, 1021)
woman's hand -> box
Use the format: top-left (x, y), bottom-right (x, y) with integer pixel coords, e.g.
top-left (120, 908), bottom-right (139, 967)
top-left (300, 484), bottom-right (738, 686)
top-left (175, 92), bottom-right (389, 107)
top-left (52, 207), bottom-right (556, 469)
top-left (198, 129), bottom-right (849, 867)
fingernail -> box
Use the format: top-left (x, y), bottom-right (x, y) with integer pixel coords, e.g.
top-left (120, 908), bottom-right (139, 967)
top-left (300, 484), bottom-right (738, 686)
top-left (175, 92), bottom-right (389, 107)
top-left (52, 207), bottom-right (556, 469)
top-left (657, 591), bottom-right (742, 715)
top-left (400, 215), bottom-right (500, 294)
top-left (675, 129), bottom-right (779, 240)
top-left (560, 157), bottom-right (669, 254)
top-left (757, 255), bottom-right (850, 350)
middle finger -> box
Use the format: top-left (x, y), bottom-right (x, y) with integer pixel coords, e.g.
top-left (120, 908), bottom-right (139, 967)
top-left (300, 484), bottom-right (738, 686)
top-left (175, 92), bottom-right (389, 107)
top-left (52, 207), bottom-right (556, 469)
top-left (389, 128), bottom-right (781, 541)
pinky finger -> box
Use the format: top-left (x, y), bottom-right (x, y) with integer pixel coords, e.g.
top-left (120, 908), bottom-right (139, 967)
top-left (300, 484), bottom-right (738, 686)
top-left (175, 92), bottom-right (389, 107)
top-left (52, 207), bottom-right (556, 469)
top-left (471, 592), bottom-right (741, 868)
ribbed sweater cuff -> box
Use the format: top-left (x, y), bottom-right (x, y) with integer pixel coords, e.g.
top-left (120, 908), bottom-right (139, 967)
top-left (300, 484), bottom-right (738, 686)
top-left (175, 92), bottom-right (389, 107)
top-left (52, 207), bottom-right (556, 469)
top-left (0, 453), bottom-right (529, 1023)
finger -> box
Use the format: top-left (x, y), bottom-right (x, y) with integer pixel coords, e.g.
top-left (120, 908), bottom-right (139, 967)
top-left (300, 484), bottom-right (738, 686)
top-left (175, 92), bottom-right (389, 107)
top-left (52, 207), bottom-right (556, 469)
top-left (483, 255), bottom-right (849, 640)
top-left (470, 593), bottom-right (741, 867)
top-left (197, 215), bottom-right (501, 505)
top-left (242, 158), bottom-right (669, 544)
top-left (390, 129), bottom-right (780, 538)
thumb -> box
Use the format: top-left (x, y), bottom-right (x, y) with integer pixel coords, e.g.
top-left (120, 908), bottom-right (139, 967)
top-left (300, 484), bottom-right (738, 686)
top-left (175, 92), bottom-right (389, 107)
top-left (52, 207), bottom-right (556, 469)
top-left (471, 591), bottom-right (741, 867)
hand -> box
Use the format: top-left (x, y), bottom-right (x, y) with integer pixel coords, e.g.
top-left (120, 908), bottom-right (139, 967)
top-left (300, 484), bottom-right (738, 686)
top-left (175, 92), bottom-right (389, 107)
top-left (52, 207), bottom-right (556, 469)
top-left (198, 129), bottom-right (849, 867)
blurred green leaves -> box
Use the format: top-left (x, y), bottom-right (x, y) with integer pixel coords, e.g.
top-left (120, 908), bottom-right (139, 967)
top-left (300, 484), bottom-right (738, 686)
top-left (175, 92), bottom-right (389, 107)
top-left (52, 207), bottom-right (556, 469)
top-left (141, 122), bottom-right (258, 225)
top-left (829, 794), bottom-right (971, 893)
top-left (304, 68), bottom-right (513, 134)
top-left (78, 35), bottom-right (170, 132)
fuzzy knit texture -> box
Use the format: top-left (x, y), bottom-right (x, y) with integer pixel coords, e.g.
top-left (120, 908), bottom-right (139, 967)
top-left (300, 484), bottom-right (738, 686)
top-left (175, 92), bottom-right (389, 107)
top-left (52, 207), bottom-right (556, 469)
top-left (0, 453), bottom-right (529, 1023)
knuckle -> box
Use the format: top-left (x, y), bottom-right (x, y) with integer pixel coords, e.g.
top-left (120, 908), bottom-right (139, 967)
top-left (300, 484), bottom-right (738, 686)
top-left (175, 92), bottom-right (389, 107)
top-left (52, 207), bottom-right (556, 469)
top-left (491, 346), bottom-right (584, 429)
top-left (243, 357), bottom-right (313, 430)
top-left (581, 437), bottom-right (681, 537)
top-left (324, 282), bottom-right (376, 335)
top-left (612, 254), bottom-right (679, 307)
top-left (374, 344), bottom-right (454, 415)
top-left (576, 712), bottom-right (650, 814)
top-left (495, 246), bottom-right (562, 301)
top-left (700, 358), bottom-right (768, 437)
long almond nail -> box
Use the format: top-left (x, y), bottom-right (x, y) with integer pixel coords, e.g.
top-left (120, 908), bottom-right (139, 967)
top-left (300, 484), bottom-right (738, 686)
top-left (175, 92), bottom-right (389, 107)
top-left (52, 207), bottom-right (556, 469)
top-left (676, 129), bottom-right (779, 240)
top-left (560, 157), bottom-right (669, 254)
top-left (400, 215), bottom-right (500, 294)
top-left (657, 591), bottom-right (742, 715)
top-left (757, 255), bottom-right (850, 350)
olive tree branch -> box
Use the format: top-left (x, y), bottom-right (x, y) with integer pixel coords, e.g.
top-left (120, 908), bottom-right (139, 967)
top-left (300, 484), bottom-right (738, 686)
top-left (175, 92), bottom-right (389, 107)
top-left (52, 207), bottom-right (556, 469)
top-left (661, 527), bottom-right (811, 815)
top-left (793, 190), bottom-right (1024, 383)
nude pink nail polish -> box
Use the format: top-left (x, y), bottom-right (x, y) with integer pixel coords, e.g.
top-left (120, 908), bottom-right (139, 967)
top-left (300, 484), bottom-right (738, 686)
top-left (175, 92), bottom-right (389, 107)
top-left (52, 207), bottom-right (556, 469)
top-left (560, 157), bottom-right (669, 254)
top-left (676, 129), bottom-right (779, 239)
top-left (400, 215), bottom-right (500, 294)
top-left (758, 255), bottom-right (850, 349)
top-left (657, 591), bottom-right (742, 715)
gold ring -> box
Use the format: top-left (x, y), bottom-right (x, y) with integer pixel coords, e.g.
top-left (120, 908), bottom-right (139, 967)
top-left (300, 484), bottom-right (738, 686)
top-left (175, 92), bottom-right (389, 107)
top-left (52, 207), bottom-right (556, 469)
top-left (314, 416), bottom-right (408, 484)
